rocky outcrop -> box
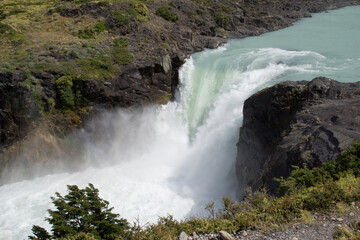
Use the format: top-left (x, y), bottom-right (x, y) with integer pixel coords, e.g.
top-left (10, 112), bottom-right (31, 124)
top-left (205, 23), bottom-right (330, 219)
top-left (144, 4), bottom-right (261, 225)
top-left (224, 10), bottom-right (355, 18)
top-left (0, 72), bottom-right (38, 147)
top-left (236, 77), bottom-right (360, 196)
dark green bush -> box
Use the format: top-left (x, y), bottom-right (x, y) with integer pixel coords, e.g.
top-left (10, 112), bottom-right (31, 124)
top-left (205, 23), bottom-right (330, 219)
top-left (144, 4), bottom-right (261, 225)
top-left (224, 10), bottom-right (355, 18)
top-left (156, 5), bottom-right (178, 22)
top-left (94, 20), bottom-right (107, 33)
top-left (302, 181), bottom-right (346, 211)
top-left (0, 23), bottom-right (13, 35)
top-left (112, 46), bottom-right (134, 65)
top-left (113, 11), bottom-right (130, 26)
top-left (278, 142), bottom-right (360, 194)
top-left (113, 37), bottom-right (128, 48)
top-left (215, 11), bottom-right (230, 27)
top-left (128, 1), bottom-right (149, 21)
top-left (29, 184), bottom-right (131, 240)
top-left (77, 27), bottom-right (95, 39)
top-left (0, 10), bottom-right (7, 20)
top-left (29, 225), bottom-right (51, 240)
top-left (55, 76), bottom-right (75, 109)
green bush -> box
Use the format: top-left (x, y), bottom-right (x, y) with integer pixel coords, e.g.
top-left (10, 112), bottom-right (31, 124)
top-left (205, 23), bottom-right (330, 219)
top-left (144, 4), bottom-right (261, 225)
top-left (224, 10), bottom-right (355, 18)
top-left (0, 23), bottom-right (13, 35)
top-left (113, 11), bottom-right (130, 26)
top-left (277, 142), bottom-right (360, 194)
top-left (113, 37), bottom-right (128, 48)
top-left (333, 221), bottom-right (360, 239)
top-left (128, 1), bottom-right (149, 21)
top-left (31, 90), bottom-right (45, 111)
top-left (29, 184), bottom-right (131, 240)
top-left (111, 38), bottom-right (134, 65)
top-left (156, 5), bottom-right (178, 22)
top-left (94, 20), bottom-right (107, 33)
top-left (0, 10), bottom-right (7, 20)
top-left (215, 11), bottom-right (230, 27)
top-left (55, 76), bottom-right (75, 110)
top-left (77, 54), bottom-right (115, 81)
top-left (77, 21), bottom-right (106, 39)
top-left (112, 46), bottom-right (134, 65)
top-left (58, 232), bottom-right (97, 240)
top-left (77, 27), bottom-right (95, 39)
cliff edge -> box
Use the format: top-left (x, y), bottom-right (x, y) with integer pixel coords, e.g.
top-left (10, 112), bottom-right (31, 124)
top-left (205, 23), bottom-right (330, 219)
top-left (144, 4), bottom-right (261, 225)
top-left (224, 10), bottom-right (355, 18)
top-left (236, 77), bottom-right (360, 196)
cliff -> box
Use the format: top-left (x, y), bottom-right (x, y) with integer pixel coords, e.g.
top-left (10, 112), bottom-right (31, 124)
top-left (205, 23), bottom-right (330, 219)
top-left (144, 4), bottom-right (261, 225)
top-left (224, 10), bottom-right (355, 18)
top-left (236, 77), bottom-right (360, 196)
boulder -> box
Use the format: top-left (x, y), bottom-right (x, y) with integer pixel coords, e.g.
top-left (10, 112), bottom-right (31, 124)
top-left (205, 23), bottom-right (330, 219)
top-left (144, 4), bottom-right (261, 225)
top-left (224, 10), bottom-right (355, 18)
top-left (219, 230), bottom-right (234, 240)
top-left (179, 231), bottom-right (188, 240)
top-left (236, 77), bottom-right (360, 196)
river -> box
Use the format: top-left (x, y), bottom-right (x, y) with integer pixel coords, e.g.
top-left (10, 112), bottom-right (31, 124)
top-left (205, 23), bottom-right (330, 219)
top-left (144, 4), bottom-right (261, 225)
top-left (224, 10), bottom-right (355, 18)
top-left (0, 5), bottom-right (359, 239)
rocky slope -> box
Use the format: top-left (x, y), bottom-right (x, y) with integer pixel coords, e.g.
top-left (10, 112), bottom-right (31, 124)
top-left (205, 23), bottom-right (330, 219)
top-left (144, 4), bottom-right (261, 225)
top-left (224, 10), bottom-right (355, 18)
top-left (236, 77), bottom-right (360, 197)
top-left (1, 0), bottom-right (360, 182)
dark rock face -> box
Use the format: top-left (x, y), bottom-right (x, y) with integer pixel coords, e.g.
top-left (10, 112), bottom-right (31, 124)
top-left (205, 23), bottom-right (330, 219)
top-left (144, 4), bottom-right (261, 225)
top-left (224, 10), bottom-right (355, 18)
top-left (0, 72), bottom-right (38, 147)
top-left (236, 77), bottom-right (360, 196)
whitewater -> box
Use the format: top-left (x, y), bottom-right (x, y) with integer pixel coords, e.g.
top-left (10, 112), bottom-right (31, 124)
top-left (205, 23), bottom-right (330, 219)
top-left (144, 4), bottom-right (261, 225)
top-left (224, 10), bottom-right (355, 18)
top-left (1, 6), bottom-right (360, 239)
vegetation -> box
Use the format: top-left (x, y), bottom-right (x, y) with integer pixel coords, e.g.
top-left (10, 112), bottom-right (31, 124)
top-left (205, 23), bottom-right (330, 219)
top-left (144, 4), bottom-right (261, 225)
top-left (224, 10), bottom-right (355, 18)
top-left (156, 5), bottom-right (178, 22)
top-left (113, 11), bottom-right (130, 26)
top-left (29, 142), bottom-right (360, 239)
top-left (277, 141), bottom-right (360, 194)
top-left (29, 184), bottom-right (130, 240)
top-left (111, 38), bottom-right (134, 65)
top-left (55, 75), bottom-right (88, 110)
top-left (127, 1), bottom-right (149, 22)
top-left (215, 11), bottom-right (230, 28)
top-left (333, 221), bottom-right (360, 239)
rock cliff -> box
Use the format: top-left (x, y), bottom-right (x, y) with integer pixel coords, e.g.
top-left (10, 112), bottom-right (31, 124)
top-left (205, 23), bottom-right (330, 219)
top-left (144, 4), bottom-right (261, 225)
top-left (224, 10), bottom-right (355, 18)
top-left (236, 77), bottom-right (360, 196)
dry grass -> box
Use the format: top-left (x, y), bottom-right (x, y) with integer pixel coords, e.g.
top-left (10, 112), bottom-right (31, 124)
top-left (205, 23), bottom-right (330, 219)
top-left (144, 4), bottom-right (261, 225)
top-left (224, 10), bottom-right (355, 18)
top-left (0, 0), bottom-right (101, 63)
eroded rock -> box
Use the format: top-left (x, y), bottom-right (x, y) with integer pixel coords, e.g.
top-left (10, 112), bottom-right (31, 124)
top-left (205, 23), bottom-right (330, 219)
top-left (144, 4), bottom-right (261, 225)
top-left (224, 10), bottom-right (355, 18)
top-left (236, 77), bottom-right (360, 196)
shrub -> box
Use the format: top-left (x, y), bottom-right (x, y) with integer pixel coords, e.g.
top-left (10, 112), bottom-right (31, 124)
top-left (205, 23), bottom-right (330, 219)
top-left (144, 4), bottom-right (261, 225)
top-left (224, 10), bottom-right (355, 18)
top-left (333, 221), bottom-right (360, 239)
top-left (277, 142), bottom-right (360, 194)
top-left (94, 20), bottom-right (107, 33)
top-left (111, 38), bottom-right (134, 65)
top-left (0, 10), bottom-right (7, 20)
top-left (56, 76), bottom-right (75, 110)
top-left (128, 1), bottom-right (149, 21)
top-left (113, 37), bottom-right (128, 48)
top-left (215, 11), bottom-right (230, 27)
top-left (113, 11), bottom-right (130, 26)
top-left (76, 53), bottom-right (116, 81)
top-left (0, 23), bottom-right (13, 35)
top-left (77, 27), bottom-right (95, 39)
top-left (29, 184), bottom-right (131, 240)
top-left (156, 5), bottom-right (178, 22)
top-left (31, 90), bottom-right (45, 111)
top-left (112, 46), bottom-right (134, 65)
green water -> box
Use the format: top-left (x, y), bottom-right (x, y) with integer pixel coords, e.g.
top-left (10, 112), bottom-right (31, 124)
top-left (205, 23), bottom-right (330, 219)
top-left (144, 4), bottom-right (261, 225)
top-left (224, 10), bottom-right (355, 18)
top-left (180, 6), bottom-right (360, 136)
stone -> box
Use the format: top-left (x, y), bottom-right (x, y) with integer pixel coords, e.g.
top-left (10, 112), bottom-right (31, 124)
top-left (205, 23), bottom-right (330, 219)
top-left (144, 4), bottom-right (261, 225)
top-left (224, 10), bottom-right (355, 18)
top-left (161, 54), bottom-right (172, 74)
top-left (241, 230), bottom-right (248, 236)
top-left (350, 212), bottom-right (355, 217)
top-left (219, 230), bottom-right (234, 240)
top-left (192, 232), bottom-right (200, 240)
top-left (236, 77), bottom-right (360, 196)
top-left (292, 237), bottom-right (299, 240)
top-left (179, 231), bottom-right (188, 240)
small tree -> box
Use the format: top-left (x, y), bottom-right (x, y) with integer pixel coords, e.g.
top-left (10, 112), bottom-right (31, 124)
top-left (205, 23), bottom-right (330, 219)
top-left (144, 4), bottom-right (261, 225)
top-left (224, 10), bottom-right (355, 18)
top-left (29, 184), bottom-right (130, 240)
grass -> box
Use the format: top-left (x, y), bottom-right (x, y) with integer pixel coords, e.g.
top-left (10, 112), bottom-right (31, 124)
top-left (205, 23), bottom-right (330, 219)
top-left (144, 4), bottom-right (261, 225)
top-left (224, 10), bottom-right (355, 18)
top-left (31, 141), bottom-right (360, 240)
top-left (156, 5), bottom-right (178, 22)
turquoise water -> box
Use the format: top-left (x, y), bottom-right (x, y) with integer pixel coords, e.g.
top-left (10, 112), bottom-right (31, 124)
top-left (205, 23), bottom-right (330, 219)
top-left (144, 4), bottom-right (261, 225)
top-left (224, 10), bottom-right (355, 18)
top-left (180, 6), bottom-right (360, 136)
top-left (0, 6), bottom-right (359, 240)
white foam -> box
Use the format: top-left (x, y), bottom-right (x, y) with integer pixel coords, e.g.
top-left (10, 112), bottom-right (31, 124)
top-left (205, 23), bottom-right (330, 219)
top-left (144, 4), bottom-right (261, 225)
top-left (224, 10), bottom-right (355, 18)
top-left (0, 43), bottom-right (355, 239)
